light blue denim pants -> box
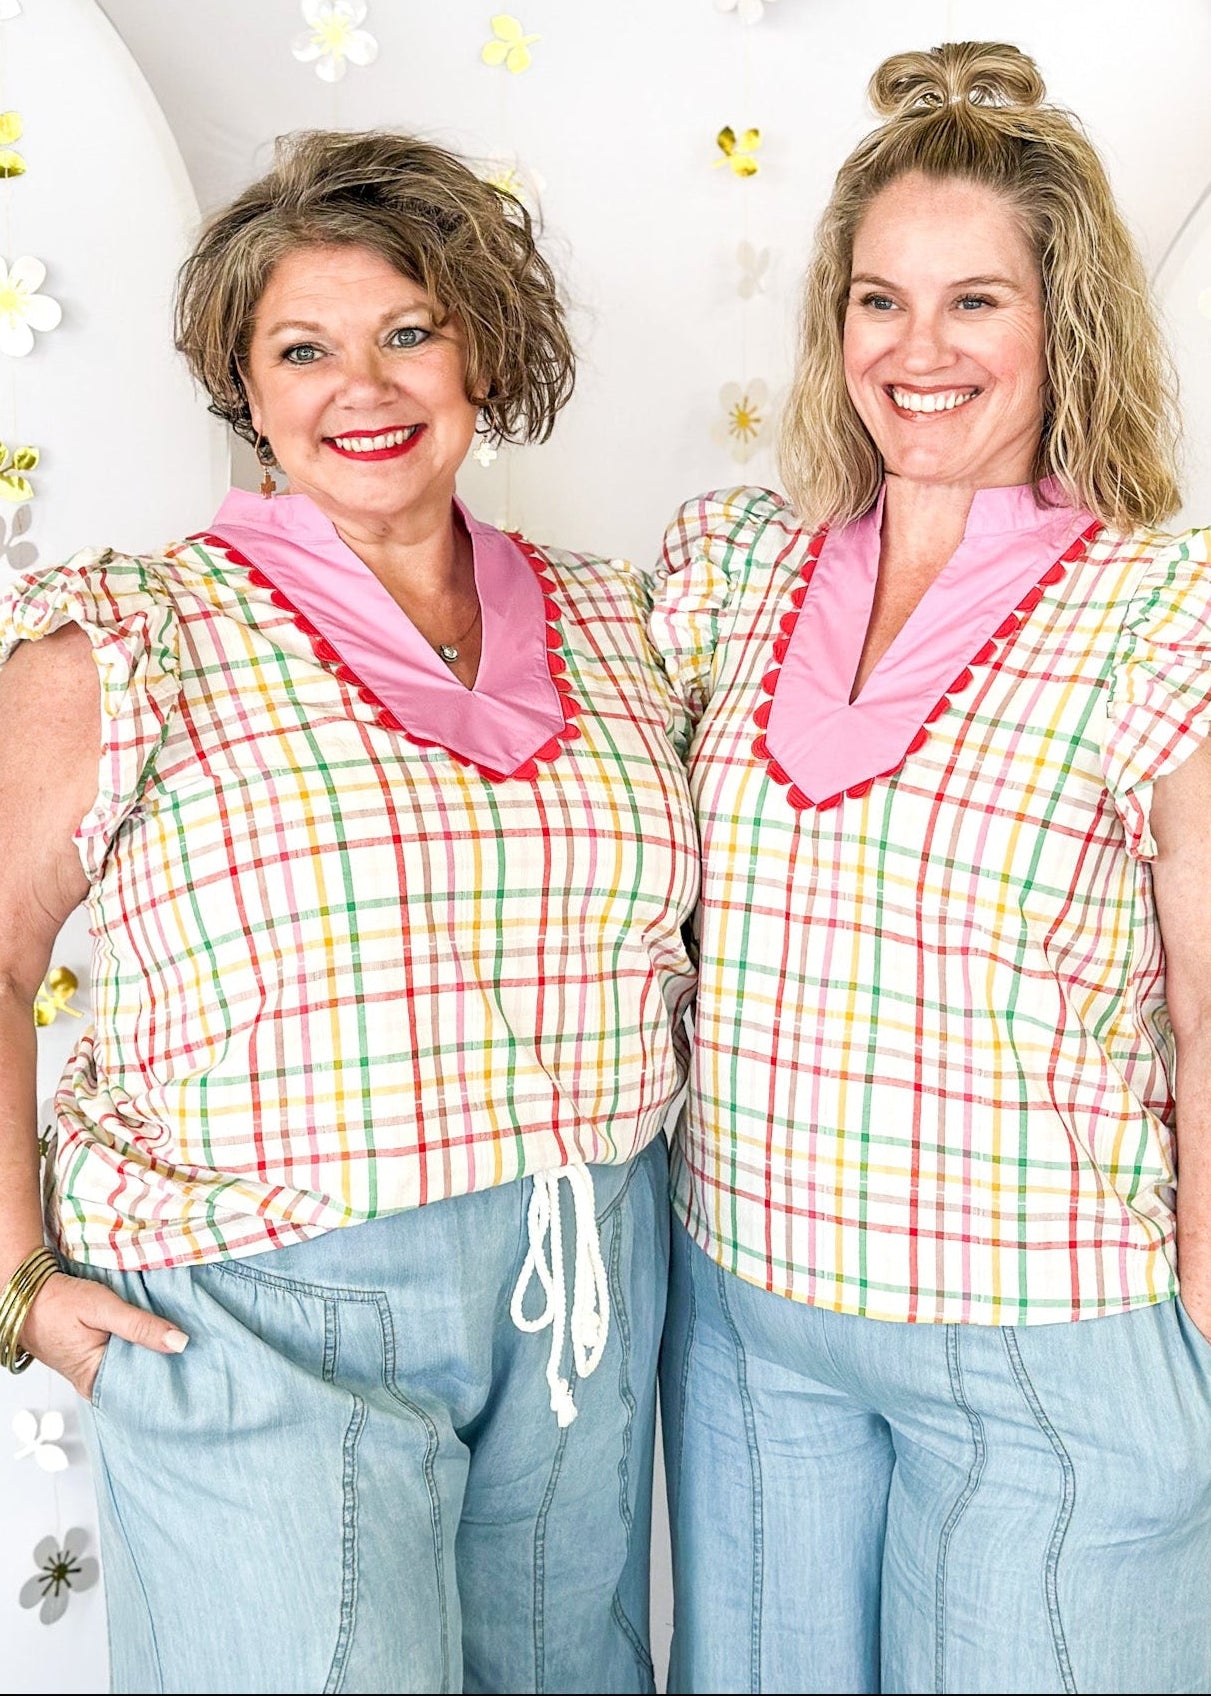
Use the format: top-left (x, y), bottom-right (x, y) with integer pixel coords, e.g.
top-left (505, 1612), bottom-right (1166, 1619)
top-left (78, 1136), bottom-right (668, 1695)
top-left (661, 1219), bottom-right (1211, 1695)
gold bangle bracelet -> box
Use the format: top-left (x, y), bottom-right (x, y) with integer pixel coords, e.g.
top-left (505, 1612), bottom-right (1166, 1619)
top-left (0, 1246), bottom-right (60, 1374)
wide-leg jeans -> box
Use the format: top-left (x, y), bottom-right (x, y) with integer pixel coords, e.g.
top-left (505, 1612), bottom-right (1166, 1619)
top-left (79, 1137), bottom-right (668, 1695)
top-left (662, 1218), bottom-right (1211, 1695)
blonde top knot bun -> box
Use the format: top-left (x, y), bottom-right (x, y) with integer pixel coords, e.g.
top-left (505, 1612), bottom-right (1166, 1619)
top-left (869, 41), bottom-right (1046, 121)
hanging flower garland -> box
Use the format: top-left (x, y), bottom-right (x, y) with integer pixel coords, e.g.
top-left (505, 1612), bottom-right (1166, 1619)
top-left (19, 1531), bottom-right (98, 1625)
top-left (33, 965), bottom-right (84, 1027)
top-left (0, 501), bottom-right (36, 571)
top-left (0, 256), bottom-right (61, 358)
top-left (716, 0), bottom-right (779, 22)
top-left (736, 239), bottom-right (770, 298)
top-left (0, 110), bottom-right (24, 178)
top-left (715, 125), bottom-right (762, 178)
top-left (13, 1410), bottom-right (69, 1474)
top-left (482, 15), bottom-right (540, 75)
top-left (714, 381), bottom-right (769, 463)
top-left (292, 0), bottom-right (378, 82)
top-left (0, 439), bottom-right (36, 501)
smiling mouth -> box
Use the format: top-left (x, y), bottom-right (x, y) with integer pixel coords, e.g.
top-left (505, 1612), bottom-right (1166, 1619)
top-left (324, 425), bottom-right (424, 460)
top-left (887, 386), bottom-right (980, 416)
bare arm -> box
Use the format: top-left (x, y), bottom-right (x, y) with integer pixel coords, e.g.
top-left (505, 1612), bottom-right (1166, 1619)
top-left (1151, 733), bottom-right (1211, 1339)
top-left (0, 627), bottom-right (186, 1393)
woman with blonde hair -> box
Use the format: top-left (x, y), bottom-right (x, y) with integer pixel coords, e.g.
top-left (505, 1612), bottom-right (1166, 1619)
top-left (654, 40), bottom-right (1211, 1694)
top-left (0, 130), bottom-right (697, 1693)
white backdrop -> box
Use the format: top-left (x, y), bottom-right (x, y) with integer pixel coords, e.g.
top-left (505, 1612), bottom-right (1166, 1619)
top-left (5, 1), bottom-right (1211, 1692)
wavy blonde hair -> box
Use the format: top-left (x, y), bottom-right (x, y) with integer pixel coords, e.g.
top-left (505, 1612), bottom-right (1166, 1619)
top-left (779, 41), bottom-right (1180, 531)
top-left (176, 129), bottom-right (575, 452)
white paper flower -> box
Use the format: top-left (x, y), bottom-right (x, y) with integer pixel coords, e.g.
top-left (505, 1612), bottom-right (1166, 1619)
top-left (0, 257), bottom-right (62, 357)
top-left (471, 438), bottom-right (498, 468)
top-left (0, 2), bottom-right (22, 20)
top-left (13, 1410), bottom-right (68, 1473)
top-left (716, 0), bottom-right (777, 22)
top-left (713, 380), bottom-right (770, 464)
top-left (292, 0), bottom-right (378, 83)
top-left (737, 240), bottom-right (771, 300)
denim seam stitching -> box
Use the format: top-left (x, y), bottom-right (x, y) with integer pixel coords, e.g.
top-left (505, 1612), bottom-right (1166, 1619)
top-left (937, 1325), bottom-right (988, 1695)
top-left (604, 1193), bottom-right (655, 1682)
top-left (89, 1415), bottom-right (166, 1692)
top-left (377, 1292), bottom-right (453, 1693)
top-left (323, 1393), bottom-right (367, 1695)
top-left (1000, 1329), bottom-right (1077, 1695)
top-left (203, 1258), bottom-right (386, 1303)
top-left (672, 1257), bottom-right (696, 1491)
top-left (714, 1260), bottom-right (764, 1695)
top-left (532, 1406), bottom-right (571, 1692)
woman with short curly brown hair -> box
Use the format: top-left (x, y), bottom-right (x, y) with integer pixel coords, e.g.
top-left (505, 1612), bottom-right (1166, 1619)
top-left (0, 129), bottom-right (696, 1693)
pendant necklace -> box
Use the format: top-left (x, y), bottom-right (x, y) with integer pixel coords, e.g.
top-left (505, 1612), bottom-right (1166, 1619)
top-left (437, 602), bottom-right (482, 665)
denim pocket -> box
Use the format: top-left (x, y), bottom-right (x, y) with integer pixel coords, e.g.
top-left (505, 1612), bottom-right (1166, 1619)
top-left (88, 1335), bottom-right (115, 1411)
top-left (1175, 1294), bottom-right (1211, 1375)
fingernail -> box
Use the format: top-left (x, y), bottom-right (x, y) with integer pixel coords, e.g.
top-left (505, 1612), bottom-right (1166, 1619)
top-left (163, 1329), bottom-right (189, 1353)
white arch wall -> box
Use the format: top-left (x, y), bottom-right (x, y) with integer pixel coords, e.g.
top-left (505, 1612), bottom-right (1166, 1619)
top-left (6, 3), bottom-right (1211, 1691)
top-left (1, 5), bottom-right (225, 1692)
top-left (1157, 200), bottom-right (1211, 530)
top-left (100, 0), bottom-right (1211, 559)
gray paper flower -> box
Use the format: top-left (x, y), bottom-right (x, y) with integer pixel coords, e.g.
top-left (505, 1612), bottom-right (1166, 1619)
top-left (19, 1529), bottom-right (98, 1624)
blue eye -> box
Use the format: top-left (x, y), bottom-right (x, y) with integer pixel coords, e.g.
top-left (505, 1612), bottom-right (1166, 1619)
top-left (859, 293), bottom-right (896, 312)
top-left (956, 295), bottom-right (994, 311)
top-left (282, 343), bottom-right (322, 365)
top-left (389, 326), bottom-right (430, 349)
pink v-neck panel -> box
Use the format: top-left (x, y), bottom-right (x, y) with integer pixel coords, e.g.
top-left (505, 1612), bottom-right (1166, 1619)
top-left (209, 488), bottom-right (564, 777)
top-left (766, 482), bottom-right (1096, 803)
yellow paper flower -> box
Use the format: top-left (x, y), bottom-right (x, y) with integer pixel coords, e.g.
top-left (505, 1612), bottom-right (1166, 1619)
top-left (0, 442), bottom-right (37, 502)
top-left (0, 256), bottom-right (62, 357)
top-left (0, 111), bottom-right (24, 178)
top-left (481, 155), bottom-right (546, 216)
top-left (714, 126), bottom-right (761, 178)
top-left (292, 0), bottom-right (378, 83)
top-left (713, 380), bottom-right (770, 464)
top-left (33, 966), bottom-right (83, 1028)
top-left (482, 15), bottom-right (540, 74)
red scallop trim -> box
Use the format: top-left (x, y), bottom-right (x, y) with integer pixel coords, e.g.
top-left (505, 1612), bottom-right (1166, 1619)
top-left (753, 518), bottom-right (1104, 814)
top-left (187, 529), bottom-right (581, 783)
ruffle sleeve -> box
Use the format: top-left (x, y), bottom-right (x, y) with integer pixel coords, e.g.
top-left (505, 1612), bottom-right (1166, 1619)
top-left (644, 486), bottom-right (781, 754)
top-left (0, 548), bottom-right (180, 881)
top-left (1101, 527), bottom-right (1211, 859)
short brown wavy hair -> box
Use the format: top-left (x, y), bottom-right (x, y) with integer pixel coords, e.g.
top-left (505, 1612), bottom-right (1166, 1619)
top-left (780, 41), bottom-right (1181, 532)
top-left (175, 129), bottom-right (575, 451)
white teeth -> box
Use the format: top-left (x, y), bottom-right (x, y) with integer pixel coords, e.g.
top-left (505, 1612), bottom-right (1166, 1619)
top-left (332, 426), bottom-right (418, 452)
top-left (890, 387), bottom-right (977, 414)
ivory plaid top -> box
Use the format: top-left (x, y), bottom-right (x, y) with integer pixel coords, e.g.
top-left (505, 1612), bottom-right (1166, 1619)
top-left (1, 493), bottom-right (698, 1271)
top-left (652, 482), bottom-right (1211, 1325)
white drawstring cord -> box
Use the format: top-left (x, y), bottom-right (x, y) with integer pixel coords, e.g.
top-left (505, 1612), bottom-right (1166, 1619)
top-left (509, 1163), bottom-right (610, 1427)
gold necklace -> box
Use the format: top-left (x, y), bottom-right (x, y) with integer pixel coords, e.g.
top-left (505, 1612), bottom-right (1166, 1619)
top-left (437, 602), bottom-right (482, 665)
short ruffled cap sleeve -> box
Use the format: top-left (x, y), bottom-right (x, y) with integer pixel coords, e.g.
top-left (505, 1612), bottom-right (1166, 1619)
top-left (0, 548), bottom-right (180, 880)
top-left (1102, 528), bottom-right (1211, 859)
top-left (647, 487), bottom-right (770, 746)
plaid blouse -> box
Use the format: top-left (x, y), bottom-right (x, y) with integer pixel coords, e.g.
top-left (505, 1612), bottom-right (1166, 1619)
top-left (1, 506), bottom-right (698, 1271)
top-left (652, 484), bottom-right (1211, 1325)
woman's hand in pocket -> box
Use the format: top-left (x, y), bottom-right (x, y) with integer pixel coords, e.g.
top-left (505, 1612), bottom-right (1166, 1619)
top-left (18, 1273), bottom-right (189, 1400)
